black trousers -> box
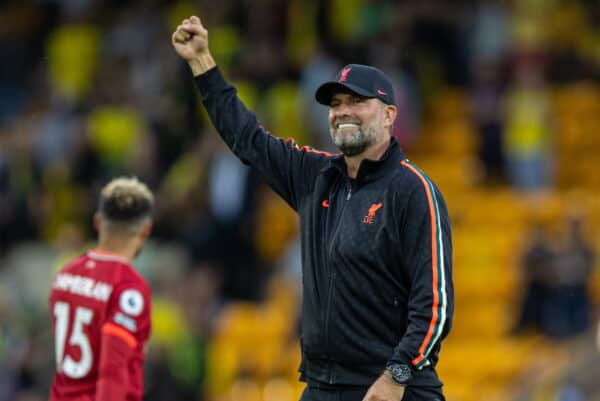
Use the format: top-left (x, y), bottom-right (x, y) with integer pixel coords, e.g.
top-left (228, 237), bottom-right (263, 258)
top-left (299, 385), bottom-right (445, 401)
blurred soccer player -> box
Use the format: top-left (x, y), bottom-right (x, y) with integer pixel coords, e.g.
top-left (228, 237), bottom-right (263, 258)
top-left (48, 177), bottom-right (153, 401)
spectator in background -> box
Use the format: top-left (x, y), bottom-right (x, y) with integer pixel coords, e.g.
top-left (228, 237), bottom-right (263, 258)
top-left (467, 0), bottom-right (509, 68)
top-left (467, 0), bottom-right (509, 186)
top-left (512, 223), bottom-right (556, 335)
top-left (503, 53), bottom-right (554, 194)
top-left (514, 214), bottom-right (595, 340)
top-left (544, 214), bottom-right (595, 339)
top-left (45, 4), bottom-right (100, 106)
top-left (0, 114), bottom-right (40, 253)
top-left (469, 60), bottom-right (506, 185)
top-left (0, 3), bottom-right (48, 124)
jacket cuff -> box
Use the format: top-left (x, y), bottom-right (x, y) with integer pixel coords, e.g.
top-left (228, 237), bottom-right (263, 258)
top-left (391, 346), bottom-right (422, 370)
top-left (193, 66), bottom-right (226, 99)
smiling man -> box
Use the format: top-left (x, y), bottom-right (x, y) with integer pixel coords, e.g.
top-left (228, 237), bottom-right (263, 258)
top-left (318, 64), bottom-right (397, 178)
top-left (172, 16), bottom-right (454, 401)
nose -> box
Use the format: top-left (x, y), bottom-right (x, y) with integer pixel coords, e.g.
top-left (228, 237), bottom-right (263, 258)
top-left (331, 102), bottom-right (352, 120)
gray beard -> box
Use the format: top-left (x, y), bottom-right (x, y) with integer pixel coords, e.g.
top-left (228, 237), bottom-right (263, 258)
top-left (331, 127), bottom-right (377, 157)
top-left (337, 139), bottom-right (371, 156)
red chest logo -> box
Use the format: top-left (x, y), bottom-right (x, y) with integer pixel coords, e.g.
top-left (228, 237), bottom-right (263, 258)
top-left (363, 203), bottom-right (383, 224)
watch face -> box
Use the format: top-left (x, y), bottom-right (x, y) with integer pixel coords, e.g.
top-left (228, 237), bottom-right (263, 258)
top-left (388, 363), bottom-right (412, 383)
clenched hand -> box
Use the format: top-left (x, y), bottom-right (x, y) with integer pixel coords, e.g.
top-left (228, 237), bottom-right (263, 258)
top-left (171, 15), bottom-right (216, 76)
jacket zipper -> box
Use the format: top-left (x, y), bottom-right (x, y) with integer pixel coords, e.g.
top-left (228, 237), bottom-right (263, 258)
top-left (323, 179), bottom-right (352, 384)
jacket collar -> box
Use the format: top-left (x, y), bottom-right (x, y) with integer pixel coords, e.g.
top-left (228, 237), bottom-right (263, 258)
top-left (325, 137), bottom-right (406, 183)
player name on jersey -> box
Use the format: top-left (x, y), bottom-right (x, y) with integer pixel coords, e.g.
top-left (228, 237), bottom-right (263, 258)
top-left (52, 273), bottom-right (113, 302)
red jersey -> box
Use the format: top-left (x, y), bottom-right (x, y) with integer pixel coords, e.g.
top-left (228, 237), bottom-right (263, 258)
top-left (48, 250), bottom-right (152, 401)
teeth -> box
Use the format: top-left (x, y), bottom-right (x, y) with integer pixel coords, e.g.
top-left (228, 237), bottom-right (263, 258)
top-left (337, 123), bottom-right (359, 129)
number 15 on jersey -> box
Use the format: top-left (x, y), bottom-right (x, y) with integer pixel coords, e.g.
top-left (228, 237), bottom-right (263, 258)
top-left (53, 302), bottom-right (94, 379)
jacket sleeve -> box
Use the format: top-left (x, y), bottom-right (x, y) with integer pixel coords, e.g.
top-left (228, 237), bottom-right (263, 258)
top-left (391, 165), bottom-right (454, 373)
top-left (194, 67), bottom-right (334, 210)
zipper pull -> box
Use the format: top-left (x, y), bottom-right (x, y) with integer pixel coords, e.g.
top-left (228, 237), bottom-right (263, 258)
top-left (346, 187), bottom-right (352, 200)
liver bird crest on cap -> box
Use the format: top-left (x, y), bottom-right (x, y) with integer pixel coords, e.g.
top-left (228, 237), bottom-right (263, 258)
top-left (338, 67), bottom-right (351, 83)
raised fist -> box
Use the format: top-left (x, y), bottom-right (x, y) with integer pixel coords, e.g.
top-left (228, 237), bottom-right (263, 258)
top-left (171, 15), bottom-right (209, 62)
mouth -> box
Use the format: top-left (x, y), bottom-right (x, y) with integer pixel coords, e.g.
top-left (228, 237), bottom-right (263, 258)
top-left (335, 122), bottom-right (360, 129)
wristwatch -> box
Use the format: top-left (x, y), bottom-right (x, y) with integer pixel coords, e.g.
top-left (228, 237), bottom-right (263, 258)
top-left (385, 362), bottom-right (412, 385)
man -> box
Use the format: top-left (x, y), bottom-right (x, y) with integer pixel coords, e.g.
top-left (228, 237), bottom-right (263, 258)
top-left (172, 16), bottom-right (453, 401)
top-left (48, 177), bottom-right (153, 401)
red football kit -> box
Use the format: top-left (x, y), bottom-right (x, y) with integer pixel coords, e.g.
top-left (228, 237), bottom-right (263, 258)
top-left (48, 250), bottom-right (152, 401)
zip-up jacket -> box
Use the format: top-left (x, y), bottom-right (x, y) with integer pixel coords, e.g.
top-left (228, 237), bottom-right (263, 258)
top-left (194, 67), bottom-right (454, 389)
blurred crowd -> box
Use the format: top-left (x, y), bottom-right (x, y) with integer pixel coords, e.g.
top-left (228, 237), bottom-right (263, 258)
top-left (1, 0), bottom-right (600, 400)
top-left (513, 214), bottom-right (595, 340)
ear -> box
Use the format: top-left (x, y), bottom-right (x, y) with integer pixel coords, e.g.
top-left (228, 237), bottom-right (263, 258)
top-left (140, 220), bottom-right (153, 240)
top-left (93, 213), bottom-right (102, 233)
top-left (383, 105), bottom-right (397, 129)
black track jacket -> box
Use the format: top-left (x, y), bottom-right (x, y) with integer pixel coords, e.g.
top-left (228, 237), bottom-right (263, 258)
top-left (194, 67), bottom-right (454, 389)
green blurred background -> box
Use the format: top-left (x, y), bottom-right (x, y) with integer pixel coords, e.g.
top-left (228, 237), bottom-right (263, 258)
top-left (0, 1), bottom-right (599, 400)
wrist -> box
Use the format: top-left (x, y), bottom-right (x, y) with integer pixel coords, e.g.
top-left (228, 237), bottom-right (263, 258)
top-left (383, 370), bottom-right (406, 387)
top-left (188, 52), bottom-right (217, 76)
top-left (384, 362), bottom-right (412, 385)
